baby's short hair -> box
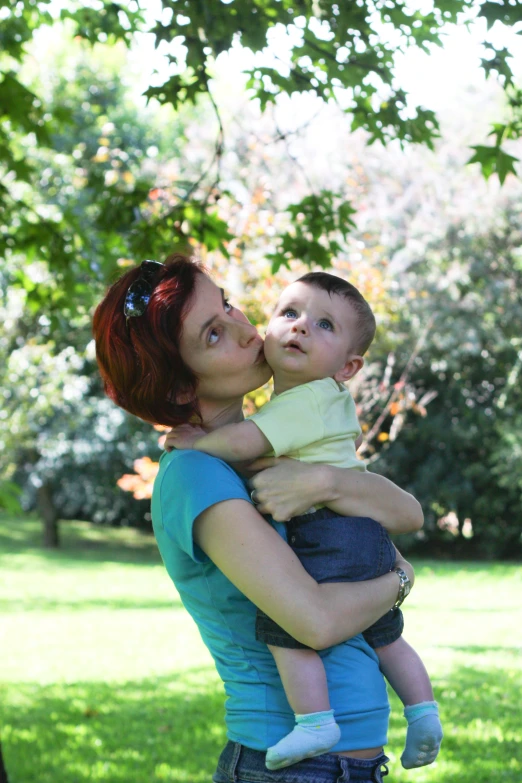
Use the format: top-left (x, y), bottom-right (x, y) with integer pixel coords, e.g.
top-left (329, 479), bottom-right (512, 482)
top-left (297, 271), bottom-right (376, 355)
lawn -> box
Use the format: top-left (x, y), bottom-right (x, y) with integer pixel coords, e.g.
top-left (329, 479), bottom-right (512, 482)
top-left (1, 516), bottom-right (521, 782)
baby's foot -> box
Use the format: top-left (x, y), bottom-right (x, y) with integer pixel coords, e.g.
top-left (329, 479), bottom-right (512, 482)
top-left (266, 710), bottom-right (341, 770)
top-left (401, 701), bottom-right (443, 769)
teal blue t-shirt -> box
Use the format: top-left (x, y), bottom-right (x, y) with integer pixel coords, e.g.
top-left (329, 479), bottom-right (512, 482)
top-left (151, 449), bottom-right (390, 751)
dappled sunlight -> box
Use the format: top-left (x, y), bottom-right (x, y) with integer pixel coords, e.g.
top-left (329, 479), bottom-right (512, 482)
top-left (1, 517), bottom-right (521, 781)
top-left (2, 664), bottom-right (520, 782)
top-left (386, 666), bottom-right (521, 782)
top-left (1, 672), bottom-right (227, 783)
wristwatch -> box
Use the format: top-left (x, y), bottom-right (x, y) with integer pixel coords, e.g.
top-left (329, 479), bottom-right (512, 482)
top-left (393, 566), bottom-right (411, 608)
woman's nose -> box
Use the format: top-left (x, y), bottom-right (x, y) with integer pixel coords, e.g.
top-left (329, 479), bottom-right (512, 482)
top-left (237, 320), bottom-right (258, 347)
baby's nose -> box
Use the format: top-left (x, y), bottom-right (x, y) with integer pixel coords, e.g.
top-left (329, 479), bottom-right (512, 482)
top-left (291, 319), bottom-right (308, 334)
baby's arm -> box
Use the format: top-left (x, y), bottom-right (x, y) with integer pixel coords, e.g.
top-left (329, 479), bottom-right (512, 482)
top-left (169, 420), bottom-right (272, 462)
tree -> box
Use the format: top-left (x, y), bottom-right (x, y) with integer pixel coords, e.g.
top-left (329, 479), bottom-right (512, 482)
top-left (0, 40), bottom-right (172, 545)
top-left (2, 0), bottom-right (522, 299)
top-left (3, 2), bottom-right (522, 556)
top-left (0, 738), bottom-right (9, 783)
top-left (372, 197), bottom-right (522, 558)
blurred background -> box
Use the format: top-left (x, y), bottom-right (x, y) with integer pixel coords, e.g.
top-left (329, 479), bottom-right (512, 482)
top-left (2, 0), bottom-right (521, 559)
top-left (1, 3), bottom-right (522, 782)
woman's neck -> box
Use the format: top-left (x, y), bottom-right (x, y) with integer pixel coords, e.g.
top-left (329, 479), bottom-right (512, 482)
top-left (199, 398), bottom-right (245, 432)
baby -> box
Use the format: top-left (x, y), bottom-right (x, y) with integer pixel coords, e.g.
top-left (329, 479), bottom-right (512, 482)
top-left (170, 272), bottom-right (443, 771)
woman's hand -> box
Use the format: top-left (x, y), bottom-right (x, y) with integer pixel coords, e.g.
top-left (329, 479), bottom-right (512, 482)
top-left (195, 497), bottom-right (413, 649)
top-left (164, 424), bottom-right (207, 452)
top-left (248, 457), bottom-right (329, 521)
top-left (249, 457), bottom-right (423, 533)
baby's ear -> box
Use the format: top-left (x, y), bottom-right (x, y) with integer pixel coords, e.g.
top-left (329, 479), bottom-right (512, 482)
top-left (334, 355), bottom-right (364, 383)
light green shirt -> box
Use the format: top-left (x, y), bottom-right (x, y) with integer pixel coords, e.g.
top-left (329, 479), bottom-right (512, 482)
top-left (250, 377), bottom-right (366, 471)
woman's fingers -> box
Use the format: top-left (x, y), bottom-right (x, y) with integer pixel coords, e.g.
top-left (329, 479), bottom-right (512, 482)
top-left (247, 457), bottom-right (284, 472)
top-left (250, 459), bottom-right (319, 521)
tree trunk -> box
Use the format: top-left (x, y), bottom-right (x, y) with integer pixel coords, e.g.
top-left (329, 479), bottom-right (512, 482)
top-left (0, 738), bottom-right (9, 783)
top-left (37, 482), bottom-right (60, 548)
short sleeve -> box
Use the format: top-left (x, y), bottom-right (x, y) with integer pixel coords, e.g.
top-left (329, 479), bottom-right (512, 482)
top-left (249, 385), bottom-right (324, 456)
top-left (154, 450), bottom-right (251, 562)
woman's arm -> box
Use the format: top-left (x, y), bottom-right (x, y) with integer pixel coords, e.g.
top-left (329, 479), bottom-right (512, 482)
top-left (194, 498), bottom-right (414, 650)
top-left (248, 458), bottom-right (423, 534)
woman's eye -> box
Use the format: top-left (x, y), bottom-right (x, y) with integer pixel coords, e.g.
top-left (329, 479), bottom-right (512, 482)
top-left (223, 298), bottom-right (232, 313)
top-left (318, 319), bottom-right (333, 331)
top-left (283, 309), bottom-right (297, 319)
top-left (208, 328), bottom-right (220, 345)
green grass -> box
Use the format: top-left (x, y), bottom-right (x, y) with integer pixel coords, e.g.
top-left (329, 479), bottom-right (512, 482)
top-left (1, 516), bottom-right (521, 782)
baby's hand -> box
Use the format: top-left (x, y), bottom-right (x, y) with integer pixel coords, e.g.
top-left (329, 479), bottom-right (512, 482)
top-left (164, 423), bottom-right (206, 452)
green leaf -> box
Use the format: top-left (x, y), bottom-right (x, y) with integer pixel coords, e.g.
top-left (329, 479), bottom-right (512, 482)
top-left (481, 45), bottom-right (514, 86)
top-left (0, 481), bottom-right (22, 513)
top-left (468, 144), bottom-right (519, 184)
top-left (479, 1), bottom-right (522, 30)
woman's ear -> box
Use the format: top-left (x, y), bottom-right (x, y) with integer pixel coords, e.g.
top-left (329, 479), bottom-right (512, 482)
top-left (334, 355), bottom-right (364, 383)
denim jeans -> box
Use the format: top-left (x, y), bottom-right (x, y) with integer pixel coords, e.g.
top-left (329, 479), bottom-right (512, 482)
top-left (256, 509), bottom-right (402, 650)
top-left (213, 742), bottom-right (390, 783)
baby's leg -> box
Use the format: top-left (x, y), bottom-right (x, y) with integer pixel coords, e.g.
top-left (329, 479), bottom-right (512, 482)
top-left (265, 646), bottom-right (340, 770)
top-left (376, 637), bottom-right (443, 769)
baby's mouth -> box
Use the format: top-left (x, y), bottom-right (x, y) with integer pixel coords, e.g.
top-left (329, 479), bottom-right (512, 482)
top-left (284, 341), bottom-right (304, 353)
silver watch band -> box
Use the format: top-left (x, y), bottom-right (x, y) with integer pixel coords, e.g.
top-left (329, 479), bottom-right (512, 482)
top-left (393, 566), bottom-right (411, 608)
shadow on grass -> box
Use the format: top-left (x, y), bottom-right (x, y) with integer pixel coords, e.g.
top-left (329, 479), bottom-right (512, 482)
top-left (1, 670), bottom-right (227, 783)
top-left (387, 665), bottom-right (521, 783)
top-left (2, 664), bottom-right (521, 783)
top-left (0, 597), bottom-right (182, 612)
top-left (432, 644), bottom-right (522, 656)
top-left (0, 517), bottom-right (161, 567)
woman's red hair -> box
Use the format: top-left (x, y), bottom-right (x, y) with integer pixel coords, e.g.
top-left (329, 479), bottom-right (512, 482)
top-left (93, 254), bottom-right (205, 426)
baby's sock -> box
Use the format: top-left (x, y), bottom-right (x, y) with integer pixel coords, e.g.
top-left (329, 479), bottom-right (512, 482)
top-left (401, 701), bottom-right (443, 769)
top-left (265, 710), bottom-right (341, 770)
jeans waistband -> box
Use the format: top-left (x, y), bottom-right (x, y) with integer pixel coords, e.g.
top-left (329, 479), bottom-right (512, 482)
top-left (213, 742), bottom-right (390, 783)
top-left (287, 508), bottom-right (341, 526)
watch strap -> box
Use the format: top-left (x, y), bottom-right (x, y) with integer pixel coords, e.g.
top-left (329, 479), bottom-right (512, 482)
top-left (393, 566), bottom-right (411, 608)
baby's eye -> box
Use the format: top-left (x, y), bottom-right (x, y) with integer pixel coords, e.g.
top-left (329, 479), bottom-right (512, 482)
top-left (208, 328), bottom-right (220, 345)
top-left (283, 309), bottom-right (297, 319)
top-left (223, 298), bottom-right (232, 313)
top-left (318, 319), bottom-right (333, 331)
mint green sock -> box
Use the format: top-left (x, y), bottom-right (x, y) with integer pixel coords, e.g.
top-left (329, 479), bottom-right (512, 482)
top-left (402, 701), bottom-right (443, 769)
top-left (265, 709), bottom-right (341, 770)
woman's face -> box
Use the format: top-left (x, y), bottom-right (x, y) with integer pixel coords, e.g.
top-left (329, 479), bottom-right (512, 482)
top-left (179, 273), bottom-right (271, 407)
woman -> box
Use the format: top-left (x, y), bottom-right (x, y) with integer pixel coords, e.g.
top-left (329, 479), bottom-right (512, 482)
top-left (93, 255), bottom-right (422, 783)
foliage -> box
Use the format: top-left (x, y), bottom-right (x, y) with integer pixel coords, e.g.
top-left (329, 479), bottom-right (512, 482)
top-left (0, 1), bottom-right (144, 300)
top-left (373, 200), bottom-right (522, 558)
top-left (0, 45), bottom-right (171, 533)
top-left (2, 0), bottom-right (522, 291)
top-left (1, 517), bottom-right (521, 782)
top-left (0, 481), bottom-right (21, 513)
top-left (268, 191), bottom-right (356, 271)
top-left (2, 3), bottom-right (522, 557)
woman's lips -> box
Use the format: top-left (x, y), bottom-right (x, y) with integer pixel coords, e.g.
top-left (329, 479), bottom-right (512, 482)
top-left (254, 343), bottom-right (266, 364)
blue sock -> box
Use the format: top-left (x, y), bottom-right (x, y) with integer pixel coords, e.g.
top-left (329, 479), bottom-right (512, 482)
top-left (265, 710), bottom-right (341, 770)
top-left (401, 701), bottom-right (443, 769)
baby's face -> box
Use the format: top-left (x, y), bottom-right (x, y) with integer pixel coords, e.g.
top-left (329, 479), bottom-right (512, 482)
top-left (264, 281), bottom-right (361, 391)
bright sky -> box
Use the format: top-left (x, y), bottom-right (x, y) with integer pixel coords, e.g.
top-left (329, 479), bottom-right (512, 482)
top-left (132, 3), bottom-right (522, 115)
top-left (32, 1), bottom-right (522, 144)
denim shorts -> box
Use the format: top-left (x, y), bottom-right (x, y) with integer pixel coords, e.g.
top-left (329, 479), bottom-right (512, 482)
top-left (256, 509), bottom-right (403, 650)
top-left (213, 741), bottom-right (390, 783)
